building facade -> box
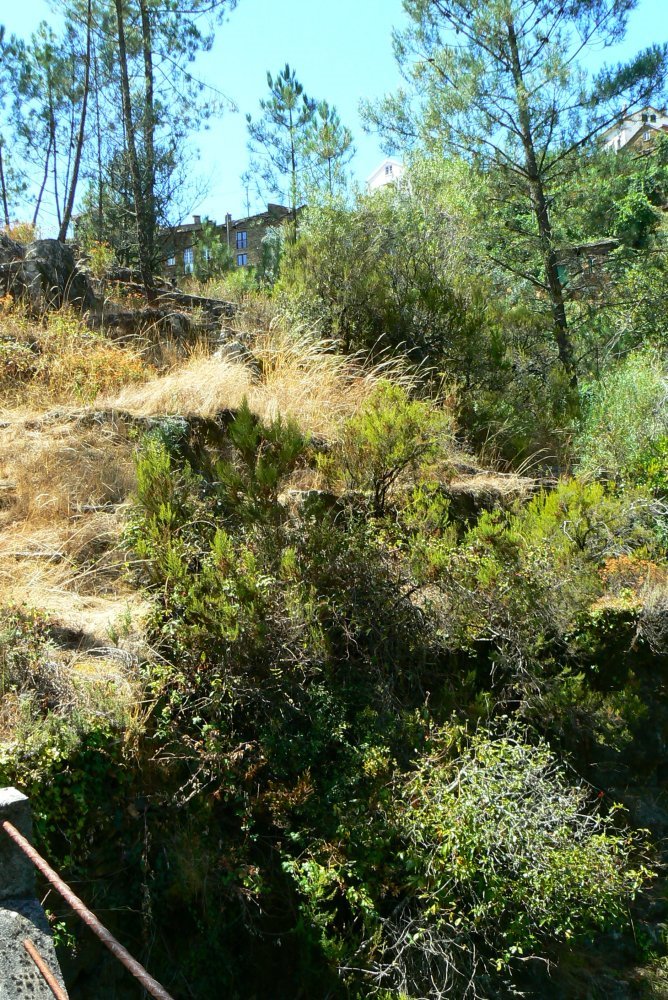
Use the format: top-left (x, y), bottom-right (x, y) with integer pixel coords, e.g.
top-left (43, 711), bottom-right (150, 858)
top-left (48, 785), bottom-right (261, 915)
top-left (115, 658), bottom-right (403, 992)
top-left (161, 203), bottom-right (292, 278)
top-left (600, 106), bottom-right (668, 153)
top-left (366, 157), bottom-right (406, 193)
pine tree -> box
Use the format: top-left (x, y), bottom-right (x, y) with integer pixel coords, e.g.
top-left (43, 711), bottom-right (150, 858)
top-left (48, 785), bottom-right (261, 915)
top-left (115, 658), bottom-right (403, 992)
top-left (303, 101), bottom-right (354, 197)
top-left (246, 64), bottom-right (316, 232)
top-left (365, 0), bottom-right (668, 383)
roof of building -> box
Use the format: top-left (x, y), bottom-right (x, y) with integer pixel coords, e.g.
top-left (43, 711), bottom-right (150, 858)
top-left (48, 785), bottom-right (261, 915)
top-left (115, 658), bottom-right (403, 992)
top-left (366, 157), bottom-right (404, 184)
top-left (600, 105), bottom-right (668, 141)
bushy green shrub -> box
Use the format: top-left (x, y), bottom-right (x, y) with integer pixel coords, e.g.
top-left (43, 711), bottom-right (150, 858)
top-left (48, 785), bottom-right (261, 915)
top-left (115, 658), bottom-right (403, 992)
top-left (410, 478), bottom-right (665, 688)
top-left (576, 349), bottom-right (668, 481)
top-left (129, 403), bottom-right (438, 752)
top-left (286, 726), bottom-right (652, 999)
top-left (277, 189), bottom-right (490, 372)
top-left (322, 382), bottom-right (454, 515)
top-left (125, 401), bottom-right (664, 998)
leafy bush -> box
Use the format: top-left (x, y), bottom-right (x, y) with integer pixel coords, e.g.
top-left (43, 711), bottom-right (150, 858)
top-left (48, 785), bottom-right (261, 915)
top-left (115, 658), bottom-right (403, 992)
top-left (323, 382), bottom-right (454, 516)
top-left (277, 188), bottom-right (489, 370)
top-left (84, 240), bottom-right (116, 279)
top-left (576, 349), bottom-right (668, 481)
top-left (286, 726), bottom-right (652, 999)
top-left (124, 402), bottom-right (663, 998)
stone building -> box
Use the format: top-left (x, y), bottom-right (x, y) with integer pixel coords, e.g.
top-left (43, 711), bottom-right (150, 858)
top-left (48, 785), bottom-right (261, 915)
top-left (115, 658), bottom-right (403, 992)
top-left (161, 204), bottom-right (292, 278)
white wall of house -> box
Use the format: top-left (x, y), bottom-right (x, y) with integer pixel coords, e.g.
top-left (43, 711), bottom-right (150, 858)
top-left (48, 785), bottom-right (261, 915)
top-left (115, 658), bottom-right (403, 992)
top-left (366, 157), bottom-right (406, 192)
top-left (601, 106), bottom-right (668, 151)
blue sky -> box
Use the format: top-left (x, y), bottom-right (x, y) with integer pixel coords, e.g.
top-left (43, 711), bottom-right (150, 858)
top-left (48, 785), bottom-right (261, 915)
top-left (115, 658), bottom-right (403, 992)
top-left (2, 0), bottom-right (667, 230)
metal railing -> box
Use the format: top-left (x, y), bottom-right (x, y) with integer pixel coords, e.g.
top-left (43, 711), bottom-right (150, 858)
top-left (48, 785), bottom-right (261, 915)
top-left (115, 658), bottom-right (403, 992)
top-left (1, 818), bottom-right (175, 1000)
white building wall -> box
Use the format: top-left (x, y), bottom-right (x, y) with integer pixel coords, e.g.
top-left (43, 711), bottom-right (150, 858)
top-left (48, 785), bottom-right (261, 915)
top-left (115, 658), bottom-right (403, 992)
top-left (366, 158), bottom-right (406, 192)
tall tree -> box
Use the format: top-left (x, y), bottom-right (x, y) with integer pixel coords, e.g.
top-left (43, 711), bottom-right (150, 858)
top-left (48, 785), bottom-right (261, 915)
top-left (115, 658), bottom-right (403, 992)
top-left (0, 26), bottom-right (15, 226)
top-left (108, 0), bottom-right (236, 295)
top-left (246, 64), bottom-right (316, 231)
top-left (6, 13), bottom-right (93, 232)
top-left (365, 0), bottom-right (668, 382)
top-left (58, 0), bottom-right (93, 241)
top-left (303, 100), bottom-right (355, 197)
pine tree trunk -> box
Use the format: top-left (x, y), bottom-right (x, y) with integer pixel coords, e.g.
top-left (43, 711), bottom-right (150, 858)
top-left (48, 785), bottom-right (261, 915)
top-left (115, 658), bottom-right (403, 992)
top-left (289, 105), bottom-right (298, 240)
top-left (33, 132), bottom-right (54, 228)
top-left (92, 41), bottom-right (104, 241)
top-left (0, 146), bottom-right (10, 227)
top-left (506, 16), bottom-right (577, 385)
top-left (114, 0), bottom-right (155, 300)
top-left (138, 0), bottom-right (156, 269)
top-left (59, 0), bottom-right (92, 242)
top-left (49, 80), bottom-right (62, 230)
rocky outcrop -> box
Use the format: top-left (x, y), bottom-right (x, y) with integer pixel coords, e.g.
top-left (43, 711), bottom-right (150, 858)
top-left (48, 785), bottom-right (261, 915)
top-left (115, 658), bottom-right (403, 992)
top-left (0, 238), bottom-right (97, 313)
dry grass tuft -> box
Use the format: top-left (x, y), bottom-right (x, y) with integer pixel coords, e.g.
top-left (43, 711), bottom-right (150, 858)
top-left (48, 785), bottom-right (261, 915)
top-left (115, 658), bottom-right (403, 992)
top-left (249, 330), bottom-right (418, 436)
top-left (107, 329), bottom-right (419, 439)
top-left (0, 299), bottom-right (150, 407)
top-left (0, 563), bottom-right (150, 697)
top-left (0, 415), bottom-right (136, 524)
top-left (107, 353), bottom-right (255, 421)
top-left (0, 407), bottom-right (144, 652)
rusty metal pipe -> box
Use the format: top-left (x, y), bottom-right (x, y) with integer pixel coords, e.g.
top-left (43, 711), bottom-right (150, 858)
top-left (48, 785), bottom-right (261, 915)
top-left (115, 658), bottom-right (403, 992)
top-left (23, 938), bottom-right (68, 1000)
top-left (2, 820), bottom-right (174, 1000)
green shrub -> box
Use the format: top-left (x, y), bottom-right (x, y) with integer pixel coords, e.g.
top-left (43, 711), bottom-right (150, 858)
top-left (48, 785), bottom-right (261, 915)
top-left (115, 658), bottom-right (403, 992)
top-left (125, 403), bottom-right (664, 998)
top-left (286, 726), bottom-right (652, 999)
top-left (576, 349), bottom-right (668, 481)
top-left (324, 382), bottom-right (454, 516)
top-left (411, 478), bottom-right (665, 687)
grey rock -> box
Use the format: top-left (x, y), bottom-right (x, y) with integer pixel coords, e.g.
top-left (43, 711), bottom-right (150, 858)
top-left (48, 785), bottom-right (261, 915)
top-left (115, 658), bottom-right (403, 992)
top-left (0, 238), bottom-right (97, 313)
top-left (0, 899), bottom-right (68, 999)
top-left (0, 789), bottom-right (35, 902)
top-left (24, 240), bottom-right (97, 312)
top-left (0, 233), bottom-right (25, 264)
top-left (214, 339), bottom-right (262, 378)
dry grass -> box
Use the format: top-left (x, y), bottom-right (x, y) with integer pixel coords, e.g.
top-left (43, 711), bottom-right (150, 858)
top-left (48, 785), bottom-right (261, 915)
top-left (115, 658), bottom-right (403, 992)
top-left (108, 329), bottom-right (418, 439)
top-left (107, 352), bottom-right (254, 421)
top-left (0, 414), bottom-right (136, 524)
top-left (0, 299), bottom-right (151, 408)
top-left (0, 406), bottom-right (144, 655)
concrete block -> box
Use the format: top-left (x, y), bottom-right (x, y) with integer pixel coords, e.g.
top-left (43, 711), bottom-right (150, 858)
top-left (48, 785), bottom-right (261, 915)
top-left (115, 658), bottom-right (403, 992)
top-left (0, 789), bottom-right (35, 902)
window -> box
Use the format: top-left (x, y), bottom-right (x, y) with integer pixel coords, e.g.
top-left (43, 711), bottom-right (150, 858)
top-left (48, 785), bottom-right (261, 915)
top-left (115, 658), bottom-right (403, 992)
top-left (644, 130), bottom-right (651, 142)
top-left (385, 164), bottom-right (393, 176)
top-left (642, 113), bottom-right (649, 122)
top-left (202, 246), bottom-right (211, 261)
top-left (237, 253), bottom-right (248, 267)
top-left (651, 114), bottom-right (657, 122)
top-left (166, 254), bottom-right (176, 267)
top-left (183, 247), bottom-right (194, 272)
top-left (236, 231), bottom-right (247, 249)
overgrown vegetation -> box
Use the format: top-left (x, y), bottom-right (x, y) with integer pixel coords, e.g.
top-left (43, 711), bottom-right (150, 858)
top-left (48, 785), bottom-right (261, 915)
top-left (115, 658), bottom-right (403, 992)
top-left (1, 2), bottom-right (668, 998)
